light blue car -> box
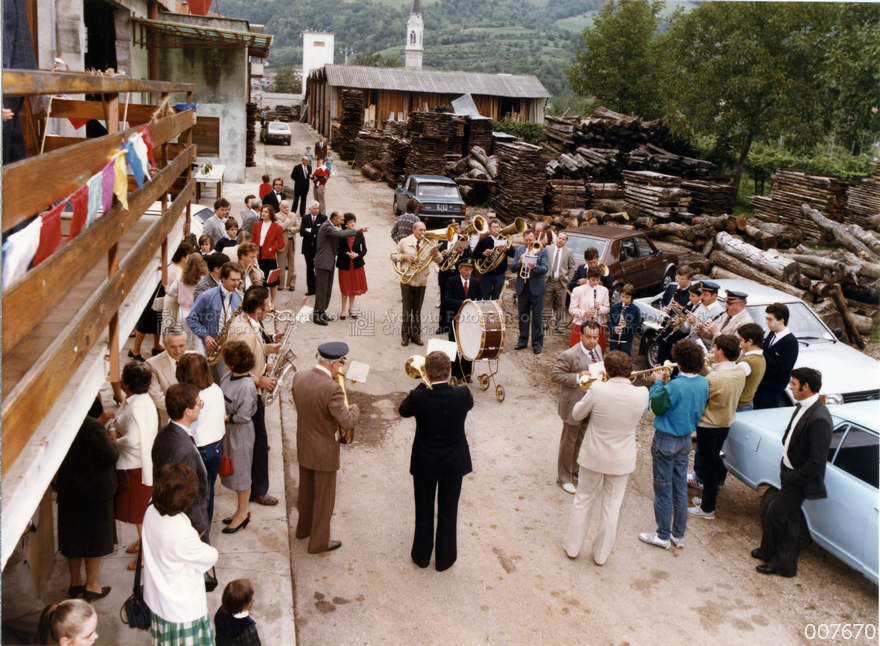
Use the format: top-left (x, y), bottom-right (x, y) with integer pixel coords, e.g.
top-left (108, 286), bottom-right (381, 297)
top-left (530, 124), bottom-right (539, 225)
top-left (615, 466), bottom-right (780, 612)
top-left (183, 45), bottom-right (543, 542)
top-left (723, 401), bottom-right (879, 584)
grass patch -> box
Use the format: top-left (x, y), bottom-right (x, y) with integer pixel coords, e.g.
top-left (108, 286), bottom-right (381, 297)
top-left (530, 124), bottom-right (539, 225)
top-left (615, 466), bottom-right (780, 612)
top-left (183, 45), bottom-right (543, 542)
top-left (870, 325), bottom-right (879, 344)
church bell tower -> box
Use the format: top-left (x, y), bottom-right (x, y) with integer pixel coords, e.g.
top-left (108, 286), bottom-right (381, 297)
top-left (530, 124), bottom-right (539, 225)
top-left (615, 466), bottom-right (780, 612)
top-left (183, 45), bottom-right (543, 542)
top-left (405, 0), bottom-right (423, 70)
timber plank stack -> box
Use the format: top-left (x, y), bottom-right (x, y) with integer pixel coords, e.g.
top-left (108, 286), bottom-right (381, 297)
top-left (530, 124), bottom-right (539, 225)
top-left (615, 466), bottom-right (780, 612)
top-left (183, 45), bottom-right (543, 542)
top-left (751, 169), bottom-right (855, 241)
top-left (545, 179), bottom-right (587, 216)
top-left (466, 117), bottom-right (493, 155)
top-left (588, 182), bottom-right (625, 201)
top-left (847, 162), bottom-right (880, 224)
top-left (245, 102), bottom-right (257, 167)
top-left (336, 89), bottom-right (364, 162)
top-left (379, 135), bottom-right (410, 189)
top-left (680, 179), bottom-right (737, 216)
top-left (623, 170), bottom-right (693, 220)
top-left (354, 129), bottom-right (384, 169)
top-left (405, 111), bottom-right (451, 177)
top-left (491, 141), bottom-right (545, 222)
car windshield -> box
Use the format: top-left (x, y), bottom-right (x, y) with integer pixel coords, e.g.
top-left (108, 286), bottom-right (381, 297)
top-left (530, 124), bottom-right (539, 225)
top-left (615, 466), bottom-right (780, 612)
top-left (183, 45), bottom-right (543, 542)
top-left (565, 236), bottom-right (608, 262)
top-left (268, 124), bottom-right (289, 132)
top-left (746, 302), bottom-right (836, 343)
top-left (416, 184), bottom-right (459, 199)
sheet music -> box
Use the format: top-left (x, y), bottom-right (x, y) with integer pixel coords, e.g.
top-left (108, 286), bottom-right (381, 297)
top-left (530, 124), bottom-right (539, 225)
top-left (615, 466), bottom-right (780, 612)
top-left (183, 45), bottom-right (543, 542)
top-left (296, 305), bottom-right (314, 324)
top-left (345, 361), bottom-right (370, 384)
top-left (588, 361), bottom-right (605, 377)
top-left (426, 338), bottom-right (458, 361)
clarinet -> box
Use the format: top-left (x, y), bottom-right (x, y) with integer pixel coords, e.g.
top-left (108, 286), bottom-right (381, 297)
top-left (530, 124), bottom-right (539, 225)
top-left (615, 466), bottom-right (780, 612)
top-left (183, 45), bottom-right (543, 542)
top-left (614, 304), bottom-right (627, 345)
top-left (686, 309), bottom-right (726, 341)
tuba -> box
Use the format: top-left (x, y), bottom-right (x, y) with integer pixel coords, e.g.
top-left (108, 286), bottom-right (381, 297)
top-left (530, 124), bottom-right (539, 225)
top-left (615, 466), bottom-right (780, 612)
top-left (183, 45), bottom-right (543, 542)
top-left (475, 218), bottom-right (526, 273)
top-left (391, 225), bottom-right (456, 285)
top-left (206, 301), bottom-right (244, 366)
top-left (519, 241), bottom-right (544, 279)
top-left (405, 355), bottom-right (432, 390)
top-left (261, 298), bottom-right (308, 405)
top-left (440, 216), bottom-right (487, 271)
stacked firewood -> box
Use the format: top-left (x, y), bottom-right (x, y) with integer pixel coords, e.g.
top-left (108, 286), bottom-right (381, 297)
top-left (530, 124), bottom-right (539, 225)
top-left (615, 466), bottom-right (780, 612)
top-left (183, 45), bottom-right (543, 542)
top-left (354, 130), bottom-right (384, 169)
top-left (466, 117), bottom-right (494, 155)
top-left (266, 105), bottom-right (295, 122)
top-left (751, 169), bottom-right (855, 242)
top-left (336, 89), bottom-right (365, 162)
top-left (680, 179), bottom-right (737, 216)
top-left (245, 102), bottom-right (257, 167)
top-left (490, 141), bottom-right (545, 223)
top-left (378, 134), bottom-right (410, 189)
top-left (623, 171), bottom-right (693, 220)
top-left (444, 146), bottom-right (498, 205)
top-left (545, 179), bottom-right (588, 216)
top-left (847, 163), bottom-right (880, 226)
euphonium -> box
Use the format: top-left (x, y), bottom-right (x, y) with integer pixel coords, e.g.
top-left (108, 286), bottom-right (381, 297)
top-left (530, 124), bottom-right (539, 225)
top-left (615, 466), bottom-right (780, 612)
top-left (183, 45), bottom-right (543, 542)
top-left (475, 217), bottom-right (526, 273)
top-left (261, 298), bottom-right (308, 405)
top-left (206, 301), bottom-right (244, 366)
top-left (440, 216), bottom-right (487, 271)
top-left (405, 355), bottom-right (432, 390)
top-left (391, 225), bottom-right (456, 285)
top-left (519, 241), bottom-right (545, 279)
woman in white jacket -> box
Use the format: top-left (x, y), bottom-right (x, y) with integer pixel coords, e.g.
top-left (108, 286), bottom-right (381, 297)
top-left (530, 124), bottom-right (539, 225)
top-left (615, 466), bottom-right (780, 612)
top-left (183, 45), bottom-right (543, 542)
top-left (143, 463), bottom-right (219, 646)
top-left (111, 361), bottom-right (159, 571)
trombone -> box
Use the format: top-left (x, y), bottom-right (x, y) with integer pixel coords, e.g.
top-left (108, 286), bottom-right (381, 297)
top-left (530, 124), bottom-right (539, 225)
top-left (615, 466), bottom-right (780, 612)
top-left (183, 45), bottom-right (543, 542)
top-left (405, 355), bottom-right (432, 390)
top-left (629, 361), bottom-right (678, 382)
top-left (475, 217), bottom-right (526, 273)
top-left (391, 225), bottom-right (456, 285)
top-left (519, 241), bottom-right (544, 279)
top-left (440, 216), bottom-right (487, 271)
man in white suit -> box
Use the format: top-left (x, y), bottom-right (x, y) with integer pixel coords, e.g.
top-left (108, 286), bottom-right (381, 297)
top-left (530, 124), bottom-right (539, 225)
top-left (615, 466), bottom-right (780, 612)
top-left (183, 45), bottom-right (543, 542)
top-left (146, 326), bottom-right (188, 424)
top-left (550, 320), bottom-right (603, 493)
top-left (564, 351), bottom-right (649, 565)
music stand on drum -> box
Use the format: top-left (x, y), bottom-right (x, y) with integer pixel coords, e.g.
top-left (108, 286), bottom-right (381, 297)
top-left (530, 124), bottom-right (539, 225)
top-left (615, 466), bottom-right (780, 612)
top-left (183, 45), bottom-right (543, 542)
top-left (453, 299), bottom-right (506, 402)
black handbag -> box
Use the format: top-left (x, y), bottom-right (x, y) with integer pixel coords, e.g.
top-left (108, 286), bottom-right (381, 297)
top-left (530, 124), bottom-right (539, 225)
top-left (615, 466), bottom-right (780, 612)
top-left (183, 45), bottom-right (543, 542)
top-left (120, 541), bottom-right (151, 630)
top-left (205, 566), bottom-right (219, 592)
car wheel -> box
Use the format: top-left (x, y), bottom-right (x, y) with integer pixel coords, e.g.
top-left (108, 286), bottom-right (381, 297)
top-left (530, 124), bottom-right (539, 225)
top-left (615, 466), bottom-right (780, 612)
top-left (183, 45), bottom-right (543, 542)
top-left (393, 199), bottom-right (402, 216)
top-left (610, 285), bottom-right (622, 307)
top-left (642, 333), bottom-right (660, 368)
top-left (661, 268), bottom-right (676, 290)
top-left (760, 487), bottom-right (812, 551)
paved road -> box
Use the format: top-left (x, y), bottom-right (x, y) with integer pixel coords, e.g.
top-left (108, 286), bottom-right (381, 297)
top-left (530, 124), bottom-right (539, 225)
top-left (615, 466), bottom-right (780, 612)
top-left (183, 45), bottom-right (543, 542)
top-left (255, 123), bottom-right (878, 646)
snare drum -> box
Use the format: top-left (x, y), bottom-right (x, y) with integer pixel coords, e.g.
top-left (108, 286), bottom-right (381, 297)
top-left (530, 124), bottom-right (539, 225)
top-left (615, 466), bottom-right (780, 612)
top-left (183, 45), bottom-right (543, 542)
top-left (454, 300), bottom-right (506, 361)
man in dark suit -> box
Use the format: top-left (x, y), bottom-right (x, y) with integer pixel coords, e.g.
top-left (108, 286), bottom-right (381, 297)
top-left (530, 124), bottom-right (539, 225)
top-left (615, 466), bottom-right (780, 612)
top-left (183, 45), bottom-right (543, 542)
top-left (753, 367), bottom-right (832, 577)
top-left (300, 201), bottom-right (327, 296)
top-left (444, 257), bottom-right (483, 381)
top-left (567, 246), bottom-right (613, 295)
top-left (313, 211), bottom-right (368, 325)
top-left (290, 156), bottom-right (312, 217)
top-left (473, 213), bottom-right (507, 299)
top-left (151, 383), bottom-right (210, 542)
top-left (509, 230), bottom-right (549, 354)
top-left (314, 134), bottom-right (328, 163)
top-left (754, 302), bottom-right (799, 409)
top-left (399, 351), bottom-right (474, 571)
top-left (261, 178), bottom-right (286, 213)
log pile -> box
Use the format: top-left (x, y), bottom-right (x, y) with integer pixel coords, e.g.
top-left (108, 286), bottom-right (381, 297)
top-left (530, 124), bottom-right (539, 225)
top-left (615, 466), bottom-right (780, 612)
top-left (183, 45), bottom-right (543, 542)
top-left (336, 89), bottom-right (365, 162)
top-left (751, 169), bottom-right (855, 242)
top-left (623, 171), bottom-right (693, 220)
top-left (847, 163), bottom-right (880, 225)
top-left (379, 134), bottom-right (410, 189)
top-left (245, 102), bottom-right (257, 167)
top-left (588, 183), bottom-right (625, 201)
top-left (354, 129), bottom-right (384, 169)
top-left (266, 105), bottom-right (295, 122)
top-left (545, 179), bottom-right (587, 216)
top-left (491, 141), bottom-right (545, 223)
top-left (444, 146), bottom-right (499, 205)
top-left (405, 135), bottom-right (447, 178)
top-left (466, 117), bottom-right (494, 155)
top-left (680, 179), bottom-right (737, 216)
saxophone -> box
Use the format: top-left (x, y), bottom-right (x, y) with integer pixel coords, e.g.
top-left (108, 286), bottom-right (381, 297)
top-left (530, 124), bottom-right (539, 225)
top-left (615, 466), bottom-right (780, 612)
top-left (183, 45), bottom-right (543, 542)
top-left (261, 299), bottom-right (308, 405)
top-left (206, 301), bottom-right (243, 366)
top-left (475, 218), bottom-right (526, 273)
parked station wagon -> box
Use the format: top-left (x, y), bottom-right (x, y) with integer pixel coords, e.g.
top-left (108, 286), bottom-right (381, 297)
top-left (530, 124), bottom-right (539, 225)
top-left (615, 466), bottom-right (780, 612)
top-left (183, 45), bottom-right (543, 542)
top-left (393, 175), bottom-right (466, 226)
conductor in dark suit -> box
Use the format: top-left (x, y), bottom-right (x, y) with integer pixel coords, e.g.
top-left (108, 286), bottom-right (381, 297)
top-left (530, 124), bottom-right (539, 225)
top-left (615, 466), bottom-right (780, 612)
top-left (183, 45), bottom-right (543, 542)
top-left (290, 155), bottom-right (312, 217)
top-left (509, 229), bottom-right (549, 354)
top-left (261, 178), bottom-right (286, 212)
top-left (399, 351), bottom-right (474, 571)
top-left (752, 367), bottom-right (832, 577)
top-left (444, 257), bottom-right (482, 381)
top-left (300, 201), bottom-right (327, 296)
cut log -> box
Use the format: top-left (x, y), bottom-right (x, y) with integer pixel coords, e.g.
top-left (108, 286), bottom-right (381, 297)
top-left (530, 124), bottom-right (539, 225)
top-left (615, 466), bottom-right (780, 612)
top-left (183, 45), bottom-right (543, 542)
top-left (361, 163), bottom-right (383, 181)
top-left (782, 253), bottom-right (880, 280)
top-left (466, 157), bottom-right (489, 175)
top-left (635, 216), bottom-right (655, 229)
top-left (742, 223), bottom-right (777, 249)
top-left (812, 300), bottom-right (874, 335)
top-left (709, 251), bottom-right (813, 302)
top-left (801, 204), bottom-right (880, 260)
top-left (646, 221), bottom-right (717, 247)
top-left (749, 222), bottom-right (805, 249)
top-left (831, 283), bottom-right (865, 348)
top-left (469, 146), bottom-right (497, 179)
top-left (715, 232), bottom-right (802, 284)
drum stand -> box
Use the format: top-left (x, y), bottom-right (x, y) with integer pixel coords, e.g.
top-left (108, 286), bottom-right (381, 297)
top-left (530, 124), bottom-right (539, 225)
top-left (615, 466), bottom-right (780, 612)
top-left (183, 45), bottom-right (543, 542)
top-left (453, 356), bottom-right (505, 403)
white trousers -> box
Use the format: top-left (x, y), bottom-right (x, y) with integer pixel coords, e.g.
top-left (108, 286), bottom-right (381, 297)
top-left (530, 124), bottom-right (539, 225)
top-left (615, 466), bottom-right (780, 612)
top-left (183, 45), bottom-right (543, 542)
top-left (563, 467), bottom-right (629, 565)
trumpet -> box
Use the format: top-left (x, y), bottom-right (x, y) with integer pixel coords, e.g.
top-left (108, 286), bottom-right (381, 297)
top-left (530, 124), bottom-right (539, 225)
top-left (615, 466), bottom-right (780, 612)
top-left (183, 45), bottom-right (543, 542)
top-left (440, 216), bottom-right (487, 271)
top-left (629, 361), bottom-right (678, 382)
top-left (475, 217), bottom-right (526, 273)
top-left (405, 355), bottom-right (432, 390)
top-left (704, 353), bottom-right (718, 367)
top-left (579, 372), bottom-right (608, 391)
top-left (334, 372), bottom-right (354, 445)
top-left (519, 241), bottom-right (544, 279)
top-left (391, 225), bottom-right (455, 285)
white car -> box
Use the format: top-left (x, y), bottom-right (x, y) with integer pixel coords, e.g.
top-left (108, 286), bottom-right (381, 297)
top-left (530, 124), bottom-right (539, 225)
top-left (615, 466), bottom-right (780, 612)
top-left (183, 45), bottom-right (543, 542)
top-left (634, 278), bottom-right (880, 405)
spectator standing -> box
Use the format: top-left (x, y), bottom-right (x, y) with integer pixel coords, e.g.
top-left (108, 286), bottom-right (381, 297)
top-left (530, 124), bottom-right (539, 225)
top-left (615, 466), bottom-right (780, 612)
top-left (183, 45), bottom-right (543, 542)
top-left (215, 579), bottom-right (261, 646)
top-left (300, 201), bottom-right (327, 296)
top-left (198, 235), bottom-right (214, 259)
top-left (314, 211), bottom-right (367, 326)
top-left (337, 213), bottom-right (368, 320)
top-left (145, 326), bottom-right (188, 425)
top-left (314, 133), bottom-right (328, 162)
top-left (290, 155), bottom-right (312, 218)
top-left (203, 198), bottom-right (231, 245)
top-left (216, 219), bottom-right (240, 256)
top-left (33, 600), bottom-right (97, 646)
top-left (262, 178), bottom-right (286, 213)
top-left (311, 160), bottom-right (330, 215)
top-left (168, 254), bottom-right (208, 348)
top-left (258, 174), bottom-right (272, 200)
top-left (143, 463), bottom-right (219, 645)
top-left (113, 361), bottom-right (159, 570)
top-left (277, 200), bottom-right (299, 292)
top-left (194, 252), bottom-right (229, 302)
top-left (240, 196), bottom-right (260, 235)
top-left (160, 243), bottom-right (191, 337)
top-left (391, 198), bottom-right (420, 244)
top-left (253, 205), bottom-right (285, 308)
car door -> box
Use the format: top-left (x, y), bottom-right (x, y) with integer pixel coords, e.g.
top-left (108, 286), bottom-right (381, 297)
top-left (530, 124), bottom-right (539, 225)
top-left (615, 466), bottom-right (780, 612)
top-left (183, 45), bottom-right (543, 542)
top-left (803, 422), bottom-right (879, 582)
top-left (617, 238), bottom-right (645, 288)
top-left (636, 236), bottom-right (666, 287)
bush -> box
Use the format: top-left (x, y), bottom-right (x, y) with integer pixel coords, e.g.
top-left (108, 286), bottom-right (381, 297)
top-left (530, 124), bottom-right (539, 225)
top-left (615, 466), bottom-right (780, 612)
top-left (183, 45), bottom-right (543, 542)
top-left (491, 119), bottom-right (544, 143)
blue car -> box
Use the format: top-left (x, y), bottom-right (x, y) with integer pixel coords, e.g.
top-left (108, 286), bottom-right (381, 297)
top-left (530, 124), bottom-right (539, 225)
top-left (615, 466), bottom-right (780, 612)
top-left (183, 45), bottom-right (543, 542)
top-left (723, 401), bottom-right (879, 584)
top-left (393, 175), bottom-right (466, 226)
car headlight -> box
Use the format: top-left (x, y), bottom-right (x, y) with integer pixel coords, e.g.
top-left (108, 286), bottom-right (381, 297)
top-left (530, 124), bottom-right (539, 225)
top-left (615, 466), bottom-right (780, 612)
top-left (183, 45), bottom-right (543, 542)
top-left (821, 394), bottom-right (844, 406)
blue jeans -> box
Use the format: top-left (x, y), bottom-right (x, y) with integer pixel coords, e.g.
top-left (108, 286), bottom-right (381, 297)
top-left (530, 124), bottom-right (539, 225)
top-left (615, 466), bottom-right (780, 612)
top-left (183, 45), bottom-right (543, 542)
top-left (198, 440), bottom-right (223, 526)
top-left (651, 431), bottom-right (691, 540)
top-left (737, 402), bottom-right (754, 412)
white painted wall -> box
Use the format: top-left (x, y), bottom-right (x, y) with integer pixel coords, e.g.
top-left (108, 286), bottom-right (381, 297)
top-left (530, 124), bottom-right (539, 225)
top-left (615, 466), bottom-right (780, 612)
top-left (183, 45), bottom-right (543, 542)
top-left (302, 32), bottom-right (334, 98)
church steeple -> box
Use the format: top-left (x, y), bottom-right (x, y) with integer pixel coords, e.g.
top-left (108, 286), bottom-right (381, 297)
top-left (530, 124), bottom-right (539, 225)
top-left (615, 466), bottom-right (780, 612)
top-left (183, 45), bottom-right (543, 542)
top-left (405, 0), bottom-right (423, 70)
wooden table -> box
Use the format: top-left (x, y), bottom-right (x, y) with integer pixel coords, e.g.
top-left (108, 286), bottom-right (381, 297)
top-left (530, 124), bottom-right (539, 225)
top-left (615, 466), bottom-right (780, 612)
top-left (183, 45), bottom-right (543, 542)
top-left (195, 164), bottom-right (225, 201)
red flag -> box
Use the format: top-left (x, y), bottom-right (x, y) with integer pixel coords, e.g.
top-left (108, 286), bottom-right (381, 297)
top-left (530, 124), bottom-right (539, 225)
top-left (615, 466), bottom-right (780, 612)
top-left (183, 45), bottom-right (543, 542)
top-left (141, 126), bottom-right (156, 165)
top-left (68, 184), bottom-right (89, 241)
top-left (33, 201), bottom-right (64, 266)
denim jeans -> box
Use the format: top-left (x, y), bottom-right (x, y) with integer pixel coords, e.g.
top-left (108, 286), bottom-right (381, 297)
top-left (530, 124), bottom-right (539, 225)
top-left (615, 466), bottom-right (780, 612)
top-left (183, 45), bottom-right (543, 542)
top-left (198, 439), bottom-right (223, 526)
top-left (651, 431), bottom-right (691, 540)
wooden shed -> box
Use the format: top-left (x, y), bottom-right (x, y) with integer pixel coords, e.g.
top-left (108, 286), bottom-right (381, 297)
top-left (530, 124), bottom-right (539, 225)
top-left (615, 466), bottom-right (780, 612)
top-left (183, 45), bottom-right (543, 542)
top-left (306, 64), bottom-right (550, 138)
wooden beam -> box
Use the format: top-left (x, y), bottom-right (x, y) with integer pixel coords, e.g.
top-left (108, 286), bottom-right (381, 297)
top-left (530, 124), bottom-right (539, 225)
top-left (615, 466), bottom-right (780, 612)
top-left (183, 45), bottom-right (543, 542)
top-left (2, 110), bottom-right (195, 233)
top-left (1, 179), bottom-right (195, 473)
top-left (2, 147), bottom-right (195, 357)
top-left (2, 69), bottom-right (194, 98)
top-left (49, 98), bottom-right (160, 124)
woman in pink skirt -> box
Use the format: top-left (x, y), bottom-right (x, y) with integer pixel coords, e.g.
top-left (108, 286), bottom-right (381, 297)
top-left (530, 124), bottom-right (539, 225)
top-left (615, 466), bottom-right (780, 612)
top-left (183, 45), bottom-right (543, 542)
top-left (336, 212), bottom-right (368, 319)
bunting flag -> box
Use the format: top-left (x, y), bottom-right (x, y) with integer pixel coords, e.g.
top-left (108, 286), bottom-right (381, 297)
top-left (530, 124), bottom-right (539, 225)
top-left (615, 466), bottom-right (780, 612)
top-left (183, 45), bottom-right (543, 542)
top-left (68, 184), bottom-right (89, 241)
top-left (101, 161), bottom-right (115, 213)
top-left (86, 172), bottom-right (103, 226)
top-left (2, 216), bottom-right (42, 289)
top-left (109, 150), bottom-right (129, 210)
top-left (131, 133), bottom-right (150, 178)
top-left (141, 126), bottom-right (155, 166)
top-left (124, 140), bottom-right (145, 190)
top-left (54, 94), bottom-right (89, 129)
top-left (33, 201), bottom-right (64, 266)
top-left (173, 102), bottom-right (197, 112)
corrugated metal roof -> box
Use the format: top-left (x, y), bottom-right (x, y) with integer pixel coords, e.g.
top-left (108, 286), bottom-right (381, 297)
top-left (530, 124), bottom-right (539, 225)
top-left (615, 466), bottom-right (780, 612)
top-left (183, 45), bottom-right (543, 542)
top-left (322, 65), bottom-right (551, 99)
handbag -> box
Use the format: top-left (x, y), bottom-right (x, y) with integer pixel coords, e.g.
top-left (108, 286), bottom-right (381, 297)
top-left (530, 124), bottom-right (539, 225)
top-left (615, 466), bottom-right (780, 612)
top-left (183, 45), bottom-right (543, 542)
top-left (205, 566), bottom-right (218, 593)
top-left (120, 539), bottom-right (151, 630)
top-left (218, 433), bottom-right (234, 477)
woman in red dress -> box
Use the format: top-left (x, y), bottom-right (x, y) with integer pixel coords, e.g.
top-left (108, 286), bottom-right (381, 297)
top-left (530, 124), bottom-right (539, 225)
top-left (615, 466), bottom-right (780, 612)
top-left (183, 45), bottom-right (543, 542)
top-left (252, 205), bottom-right (285, 308)
top-left (336, 212), bottom-right (368, 319)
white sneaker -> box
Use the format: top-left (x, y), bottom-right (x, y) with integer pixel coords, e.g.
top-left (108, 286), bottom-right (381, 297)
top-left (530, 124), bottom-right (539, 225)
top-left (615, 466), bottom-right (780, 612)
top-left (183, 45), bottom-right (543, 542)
top-left (687, 473), bottom-right (703, 489)
top-left (688, 505), bottom-right (715, 519)
top-left (692, 496), bottom-right (702, 506)
top-left (638, 532), bottom-right (671, 550)
top-left (561, 482), bottom-right (576, 494)
top-left (671, 536), bottom-right (685, 549)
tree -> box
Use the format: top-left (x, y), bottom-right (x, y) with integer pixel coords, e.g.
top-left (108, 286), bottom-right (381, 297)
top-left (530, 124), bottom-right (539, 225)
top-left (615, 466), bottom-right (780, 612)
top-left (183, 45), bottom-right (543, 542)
top-left (658, 2), bottom-right (861, 193)
top-left (350, 51), bottom-right (401, 68)
top-left (565, 0), bottom-right (665, 120)
top-left (270, 66), bottom-right (302, 94)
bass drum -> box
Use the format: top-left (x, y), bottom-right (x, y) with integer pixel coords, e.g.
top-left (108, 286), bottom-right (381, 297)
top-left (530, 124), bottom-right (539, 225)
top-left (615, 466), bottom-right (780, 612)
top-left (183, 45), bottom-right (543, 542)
top-left (454, 300), bottom-right (506, 361)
